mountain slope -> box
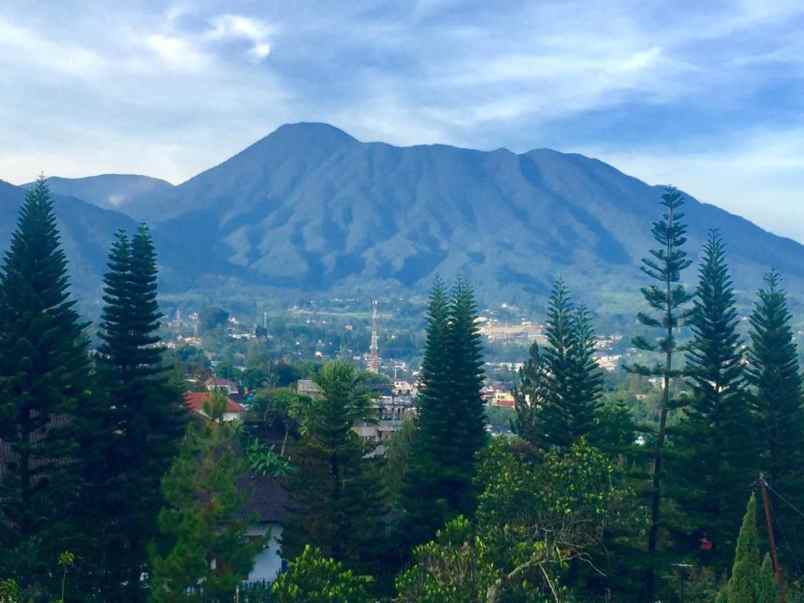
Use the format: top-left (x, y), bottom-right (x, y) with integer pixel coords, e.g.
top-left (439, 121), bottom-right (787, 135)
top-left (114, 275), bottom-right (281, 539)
top-left (31, 174), bottom-right (174, 214)
top-left (0, 179), bottom-right (140, 294)
top-left (132, 123), bottom-right (804, 306)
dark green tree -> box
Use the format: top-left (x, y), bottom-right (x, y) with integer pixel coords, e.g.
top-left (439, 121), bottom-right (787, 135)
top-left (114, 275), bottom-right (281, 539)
top-left (535, 279), bottom-right (603, 450)
top-left (78, 225), bottom-right (186, 600)
top-left (402, 278), bottom-right (454, 545)
top-left (282, 361), bottom-right (387, 580)
top-left (0, 178), bottom-right (91, 585)
top-left (446, 278), bottom-right (487, 515)
top-left (670, 231), bottom-right (756, 571)
top-left (626, 186), bottom-right (694, 598)
top-left (745, 270), bottom-right (804, 570)
top-left (403, 278), bottom-right (487, 548)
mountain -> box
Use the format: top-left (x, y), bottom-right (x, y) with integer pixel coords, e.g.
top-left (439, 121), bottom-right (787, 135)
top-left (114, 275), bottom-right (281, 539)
top-left (132, 122), bottom-right (804, 308)
top-left (7, 123), bottom-right (804, 313)
top-left (0, 179), bottom-right (139, 295)
top-left (30, 174), bottom-right (174, 213)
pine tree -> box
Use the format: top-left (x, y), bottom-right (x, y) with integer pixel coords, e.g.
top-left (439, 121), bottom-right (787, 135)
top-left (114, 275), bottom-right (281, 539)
top-left (282, 361), bottom-right (387, 580)
top-left (149, 391), bottom-right (261, 602)
top-left (535, 279), bottom-right (603, 450)
top-left (79, 225), bottom-right (186, 600)
top-left (402, 278), bottom-right (454, 545)
top-left (445, 278), bottom-right (487, 516)
top-left (626, 186), bottom-right (694, 598)
top-left (719, 493), bottom-right (766, 603)
top-left (0, 178), bottom-right (91, 584)
top-left (403, 278), bottom-right (487, 548)
top-left (670, 231), bottom-right (756, 571)
top-left (746, 270), bottom-right (804, 570)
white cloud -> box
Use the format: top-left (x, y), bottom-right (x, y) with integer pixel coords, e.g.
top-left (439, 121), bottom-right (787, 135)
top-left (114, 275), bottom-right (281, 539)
top-left (206, 14), bottom-right (274, 61)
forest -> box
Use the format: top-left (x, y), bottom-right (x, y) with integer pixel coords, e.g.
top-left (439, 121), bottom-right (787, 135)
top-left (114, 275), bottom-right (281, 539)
top-left (0, 181), bottom-right (802, 602)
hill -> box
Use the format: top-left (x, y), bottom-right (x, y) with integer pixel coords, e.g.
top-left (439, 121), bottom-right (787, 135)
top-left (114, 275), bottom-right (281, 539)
top-left (138, 123), bottom-right (804, 309)
top-left (29, 174), bottom-right (174, 213)
top-left (6, 123), bottom-right (804, 314)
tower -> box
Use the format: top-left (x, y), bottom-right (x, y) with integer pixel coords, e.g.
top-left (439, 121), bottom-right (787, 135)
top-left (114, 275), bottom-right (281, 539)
top-left (367, 298), bottom-right (380, 373)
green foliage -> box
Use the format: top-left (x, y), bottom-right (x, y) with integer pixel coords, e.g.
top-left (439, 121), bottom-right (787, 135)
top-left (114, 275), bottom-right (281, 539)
top-left (534, 280), bottom-right (604, 451)
top-left (0, 178), bottom-right (91, 587)
top-left (403, 278), bottom-right (487, 547)
top-left (149, 411), bottom-right (262, 602)
top-left (74, 225), bottom-right (187, 599)
top-left (282, 361), bottom-right (387, 579)
top-left (512, 341), bottom-right (548, 445)
top-left (670, 231), bottom-right (756, 571)
top-left (746, 270), bottom-right (804, 569)
top-left (626, 187), bottom-right (694, 599)
top-left (246, 438), bottom-right (293, 477)
top-left (198, 305), bottom-right (229, 333)
top-left (272, 545), bottom-right (375, 603)
top-left (719, 493), bottom-right (776, 603)
top-left (0, 579), bottom-right (21, 603)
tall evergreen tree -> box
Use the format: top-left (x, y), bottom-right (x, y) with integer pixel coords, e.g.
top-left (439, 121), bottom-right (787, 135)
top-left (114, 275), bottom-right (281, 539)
top-left (627, 186), bottom-right (694, 598)
top-left (78, 225), bottom-right (186, 600)
top-left (535, 279), bottom-right (603, 450)
top-left (402, 278), bottom-right (454, 545)
top-left (402, 278), bottom-right (487, 548)
top-left (670, 231), bottom-right (756, 571)
top-left (282, 361), bottom-right (387, 580)
top-left (746, 270), bottom-right (804, 570)
top-left (445, 278), bottom-right (487, 515)
top-left (0, 178), bottom-right (90, 584)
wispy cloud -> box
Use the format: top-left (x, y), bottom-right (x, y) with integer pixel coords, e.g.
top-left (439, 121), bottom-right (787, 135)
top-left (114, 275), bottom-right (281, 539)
top-left (0, 0), bottom-right (802, 241)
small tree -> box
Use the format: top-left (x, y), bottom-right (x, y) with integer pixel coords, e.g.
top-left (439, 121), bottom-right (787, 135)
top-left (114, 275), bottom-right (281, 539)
top-left (149, 391), bottom-right (262, 602)
top-left (512, 342), bottom-right (548, 446)
top-left (272, 546), bottom-right (375, 603)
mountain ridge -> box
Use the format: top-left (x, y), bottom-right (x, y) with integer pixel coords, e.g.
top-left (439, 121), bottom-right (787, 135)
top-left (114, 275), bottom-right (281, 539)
top-left (5, 123), bottom-right (804, 312)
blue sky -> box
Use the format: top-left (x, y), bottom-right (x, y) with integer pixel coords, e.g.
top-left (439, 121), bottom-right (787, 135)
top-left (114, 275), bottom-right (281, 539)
top-left (1, 1), bottom-right (803, 241)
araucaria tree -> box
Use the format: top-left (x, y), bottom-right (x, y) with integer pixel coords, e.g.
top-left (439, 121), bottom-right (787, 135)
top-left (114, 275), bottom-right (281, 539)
top-left (511, 341), bottom-right (548, 446)
top-left (533, 279), bottom-right (603, 451)
top-left (670, 231), bottom-right (755, 571)
top-left (403, 277), bottom-right (487, 547)
top-left (627, 186), bottom-right (694, 598)
top-left (80, 225), bottom-right (186, 600)
top-left (746, 270), bottom-right (804, 569)
top-left (0, 179), bottom-right (91, 583)
top-left (282, 361), bottom-right (387, 578)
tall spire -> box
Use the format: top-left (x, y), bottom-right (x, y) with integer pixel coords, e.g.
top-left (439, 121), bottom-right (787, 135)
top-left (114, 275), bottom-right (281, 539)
top-left (367, 298), bottom-right (380, 373)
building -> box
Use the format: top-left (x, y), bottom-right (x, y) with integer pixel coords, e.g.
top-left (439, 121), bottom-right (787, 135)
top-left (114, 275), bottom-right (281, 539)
top-left (296, 379), bottom-right (323, 399)
top-left (205, 377), bottom-right (239, 396)
top-left (242, 475), bottom-right (288, 583)
top-left (353, 394), bottom-right (416, 444)
top-left (184, 391), bottom-right (245, 422)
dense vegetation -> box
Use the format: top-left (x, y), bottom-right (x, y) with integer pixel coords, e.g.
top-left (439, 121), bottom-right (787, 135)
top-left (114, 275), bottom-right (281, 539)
top-left (0, 180), bottom-right (802, 602)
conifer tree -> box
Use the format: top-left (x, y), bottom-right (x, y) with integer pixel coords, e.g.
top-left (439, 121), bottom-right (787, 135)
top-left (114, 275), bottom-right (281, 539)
top-left (535, 279), bottom-right (603, 450)
top-left (627, 187), bottom-right (694, 598)
top-left (283, 361), bottom-right (387, 579)
top-left (79, 225), bottom-right (186, 600)
top-left (746, 270), bottom-right (804, 567)
top-left (402, 278), bottom-right (454, 545)
top-left (445, 278), bottom-right (487, 515)
top-left (403, 278), bottom-right (487, 547)
top-left (671, 231), bottom-right (755, 571)
top-left (718, 493), bottom-right (772, 603)
top-left (0, 179), bottom-right (90, 582)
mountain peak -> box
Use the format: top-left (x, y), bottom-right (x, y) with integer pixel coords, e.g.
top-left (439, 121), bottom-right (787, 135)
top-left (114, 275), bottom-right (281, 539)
top-left (263, 122), bottom-right (358, 145)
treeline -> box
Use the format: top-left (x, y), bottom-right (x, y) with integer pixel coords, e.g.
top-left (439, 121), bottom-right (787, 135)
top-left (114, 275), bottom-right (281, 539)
top-left (1, 181), bottom-right (803, 603)
top-left (267, 188), bottom-right (804, 602)
top-left (0, 181), bottom-right (188, 601)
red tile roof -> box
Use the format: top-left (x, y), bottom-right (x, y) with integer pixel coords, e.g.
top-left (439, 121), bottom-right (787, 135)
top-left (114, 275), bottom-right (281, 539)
top-left (184, 391), bottom-right (245, 415)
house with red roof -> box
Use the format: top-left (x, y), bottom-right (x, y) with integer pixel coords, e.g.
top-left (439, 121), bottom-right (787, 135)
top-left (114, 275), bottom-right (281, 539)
top-left (184, 391), bottom-right (245, 422)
